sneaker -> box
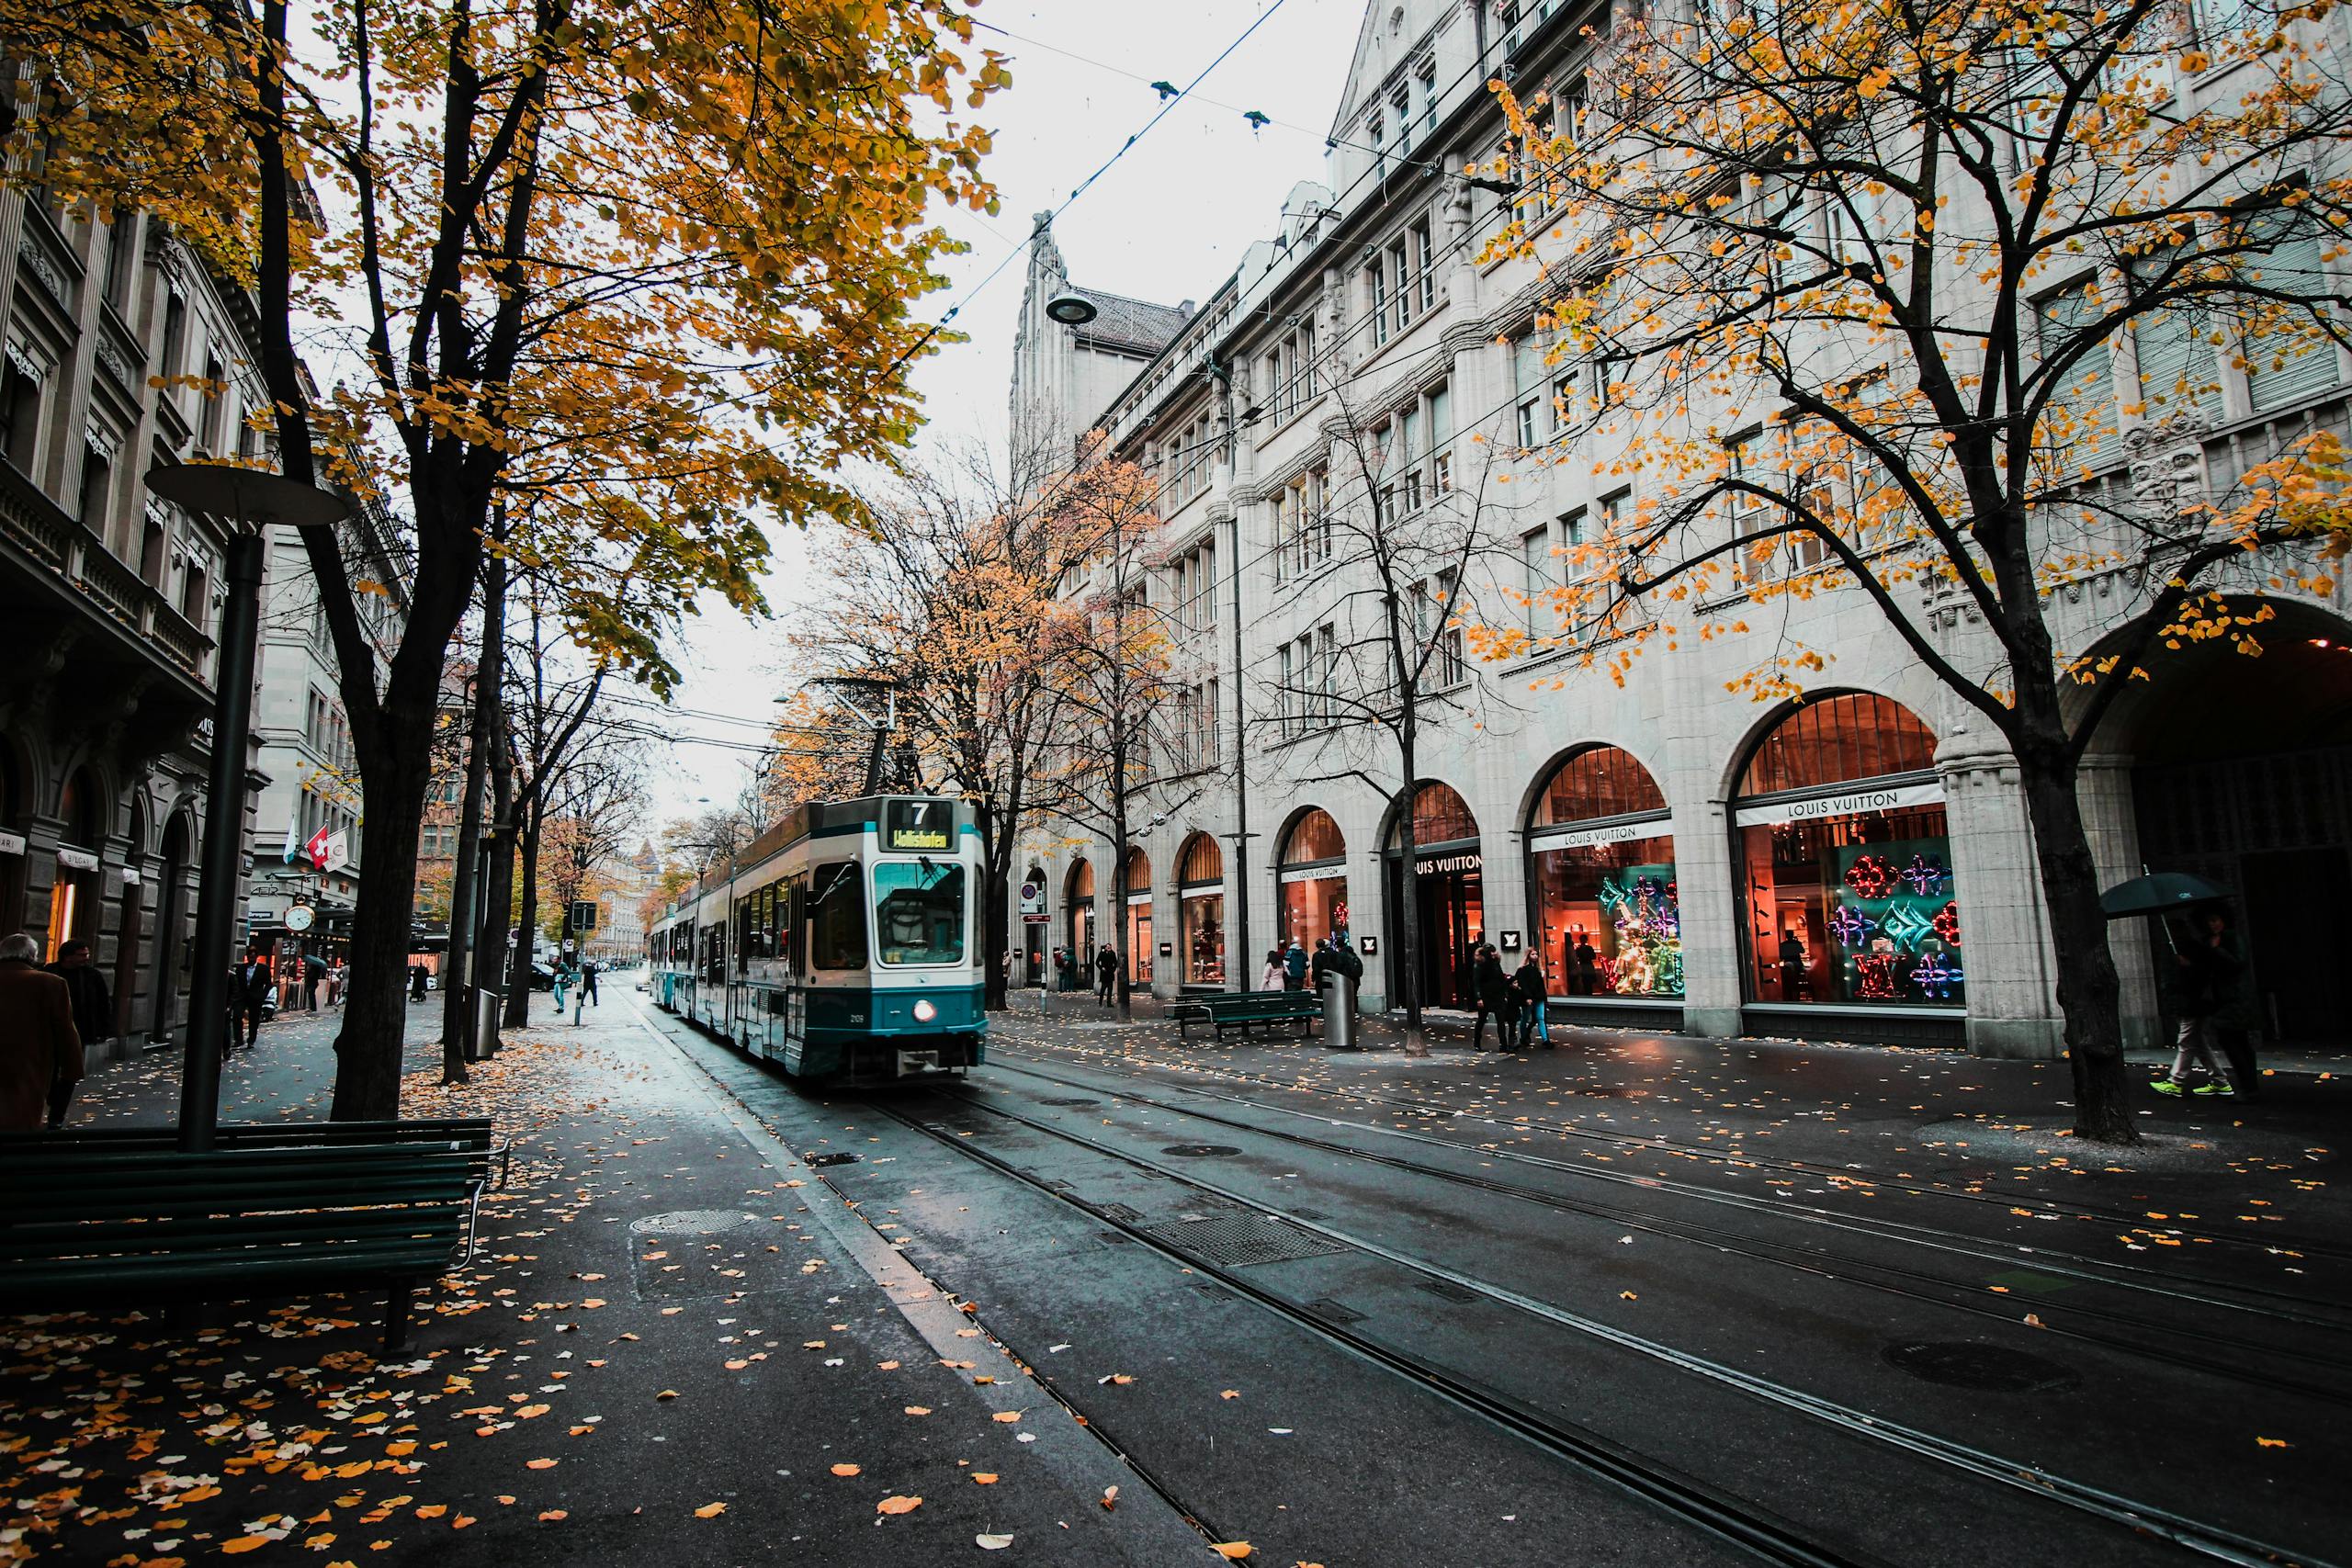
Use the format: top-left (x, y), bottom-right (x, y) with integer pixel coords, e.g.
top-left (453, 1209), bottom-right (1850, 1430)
top-left (2150, 1077), bottom-right (2186, 1097)
top-left (2190, 1080), bottom-right (2235, 1098)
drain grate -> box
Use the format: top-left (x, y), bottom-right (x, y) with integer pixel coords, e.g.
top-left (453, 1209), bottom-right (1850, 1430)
top-left (1142, 1213), bottom-right (1351, 1268)
top-left (1411, 1276), bottom-right (1479, 1303)
top-left (1883, 1340), bottom-right (2080, 1393)
top-left (630, 1209), bottom-right (756, 1235)
top-left (1161, 1144), bottom-right (1243, 1157)
top-left (1098, 1202), bottom-right (1145, 1224)
top-left (1306, 1297), bottom-right (1366, 1325)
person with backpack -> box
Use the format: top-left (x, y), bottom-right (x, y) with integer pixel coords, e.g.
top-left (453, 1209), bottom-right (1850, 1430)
top-left (1283, 938), bottom-right (1308, 992)
top-left (1513, 954), bottom-right (1551, 1049)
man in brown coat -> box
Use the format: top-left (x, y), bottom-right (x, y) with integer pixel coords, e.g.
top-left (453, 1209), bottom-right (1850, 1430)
top-left (0, 931), bottom-right (83, 1130)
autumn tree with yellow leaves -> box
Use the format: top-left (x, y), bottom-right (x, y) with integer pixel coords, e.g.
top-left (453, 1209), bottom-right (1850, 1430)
top-left (1476, 0), bottom-right (2350, 1139)
top-left (796, 438), bottom-right (1155, 1009)
top-left (6, 0), bottom-right (1003, 1114)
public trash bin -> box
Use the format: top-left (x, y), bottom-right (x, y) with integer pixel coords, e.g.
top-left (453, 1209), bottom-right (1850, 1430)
top-left (1322, 973), bottom-right (1357, 1050)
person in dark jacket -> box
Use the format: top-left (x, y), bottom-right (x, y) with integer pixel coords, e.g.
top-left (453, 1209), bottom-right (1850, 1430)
top-left (1512, 956), bottom-right (1551, 1049)
top-left (582, 960), bottom-right (600, 1007)
top-left (1472, 945), bottom-right (1512, 1050)
top-left (1094, 945), bottom-right (1118, 1006)
top-left (1283, 939), bottom-right (1308, 991)
top-left (3, 932), bottom-right (83, 1129)
top-left (49, 939), bottom-right (113, 1059)
top-left (2154, 908), bottom-right (2242, 1098)
top-left (232, 948), bottom-right (273, 1048)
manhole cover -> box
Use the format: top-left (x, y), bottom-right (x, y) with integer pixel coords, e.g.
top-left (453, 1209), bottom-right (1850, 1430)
top-left (1161, 1144), bottom-right (1242, 1157)
top-left (1143, 1213), bottom-right (1351, 1268)
top-left (630, 1209), bottom-right (756, 1235)
top-left (1040, 1098), bottom-right (1101, 1108)
top-left (1883, 1340), bottom-right (2080, 1393)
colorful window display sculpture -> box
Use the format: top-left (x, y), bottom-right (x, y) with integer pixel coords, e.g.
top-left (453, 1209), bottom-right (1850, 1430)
top-left (1830, 842), bottom-right (1963, 1004)
top-left (1595, 871), bottom-right (1683, 998)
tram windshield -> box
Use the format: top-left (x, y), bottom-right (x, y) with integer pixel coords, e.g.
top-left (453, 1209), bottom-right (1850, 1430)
top-left (873, 858), bottom-right (967, 966)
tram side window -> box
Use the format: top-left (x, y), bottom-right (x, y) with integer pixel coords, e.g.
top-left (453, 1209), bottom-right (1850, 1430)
top-left (808, 863), bottom-right (868, 971)
top-left (781, 874), bottom-right (806, 979)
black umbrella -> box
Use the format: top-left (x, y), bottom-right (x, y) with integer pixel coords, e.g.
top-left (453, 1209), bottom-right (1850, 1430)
top-left (2099, 871), bottom-right (2232, 919)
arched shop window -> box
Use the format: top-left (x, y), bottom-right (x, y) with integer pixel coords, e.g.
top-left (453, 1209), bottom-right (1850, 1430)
top-left (1124, 847), bottom-right (1154, 985)
top-left (1177, 833), bottom-right (1226, 987)
top-left (1064, 859), bottom-right (1097, 976)
top-left (50, 767), bottom-right (103, 962)
top-left (1525, 747), bottom-right (1680, 999)
top-left (1388, 781), bottom-right (1477, 849)
top-left (1276, 808), bottom-right (1349, 953)
top-left (1384, 782), bottom-right (1484, 1010)
top-left (1732, 694), bottom-right (1961, 1009)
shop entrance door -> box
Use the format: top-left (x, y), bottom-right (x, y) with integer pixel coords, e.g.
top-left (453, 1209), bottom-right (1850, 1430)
top-left (1386, 859), bottom-right (1484, 1010)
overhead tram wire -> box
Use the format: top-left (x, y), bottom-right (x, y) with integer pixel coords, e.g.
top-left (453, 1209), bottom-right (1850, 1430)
top-left (872, 0), bottom-right (1303, 390)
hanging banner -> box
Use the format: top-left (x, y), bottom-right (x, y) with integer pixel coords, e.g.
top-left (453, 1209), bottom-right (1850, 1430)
top-left (1530, 816), bottom-right (1668, 852)
top-left (1734, 781), bottom-right (1943, 829)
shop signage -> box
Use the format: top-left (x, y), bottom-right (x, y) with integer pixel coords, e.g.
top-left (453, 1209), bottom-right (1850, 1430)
top-left (1416, 851), bottom-right (1482, 874)
top-left (0, 830), bottom-right (23, 855)
top-left (1358, 935), bottom-right (1379, 955)
top-left (1278, 863), bottom-right (1348, 884)
top-left (1498, 930), bottom-right (1521, 952)
top-left (56, 846), bottom-right (99, 872)
top-left (1158, 942), bottom-right (1173, 957)
top-left (1532, 817), bottom-right (1666, 852)
top-left (1733, 781), bottom-right (1943, 829)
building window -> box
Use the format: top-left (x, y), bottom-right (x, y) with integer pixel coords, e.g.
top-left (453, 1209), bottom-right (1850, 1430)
top-left (1366, 255), bottom-right (1390, 348)
top-left (1276, 807), bottom-right (1349, 955)
top-left (1732, 693), bottom-right (1960, 1009)
top-left (1177, 832), bottom-right (1226, 987)
top-left (77, 445), bottom-right (111, 526)
top-left (1527, 746), bottom-right (1679, 999)
top-left (1, 361), bottom-right (44, 472)
top-left (1123, 846), bottom-right (1153, 985)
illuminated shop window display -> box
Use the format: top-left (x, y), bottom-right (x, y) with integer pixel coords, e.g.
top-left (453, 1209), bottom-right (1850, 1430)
top-left (1124, 847), bottom-right (1153, 984)
top-left (1732, 694), bottom-right (1962, 1009)
top-left (1525, 747), bottom-right (1680, 998)
top-left (1277, 808), bottom-right (1350, 953)
top-left (1178, 832), bottom-right (1227, 987)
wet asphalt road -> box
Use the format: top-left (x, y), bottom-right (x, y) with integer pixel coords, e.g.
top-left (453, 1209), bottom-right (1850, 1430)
top-left (635, 997), bottom-right (2352, 1568)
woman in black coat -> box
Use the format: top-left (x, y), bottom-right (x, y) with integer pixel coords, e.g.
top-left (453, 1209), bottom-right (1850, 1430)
top-left (1472, 946), bottom-right (1513, 1050)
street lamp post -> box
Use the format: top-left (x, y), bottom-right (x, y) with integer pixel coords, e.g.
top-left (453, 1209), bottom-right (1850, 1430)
top-left (144, 464), bottom-right (349, 1153)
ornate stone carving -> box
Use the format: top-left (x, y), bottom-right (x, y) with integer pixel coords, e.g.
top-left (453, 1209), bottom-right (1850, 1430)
top-left (2124, 416), bottom-right (2209, 519)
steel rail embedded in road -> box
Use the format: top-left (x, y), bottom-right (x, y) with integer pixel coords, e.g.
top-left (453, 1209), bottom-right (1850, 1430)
top-left (918, 1079), bottom-right (2340, 1568)
top-left (999, 1032), bottom-right (2352, 1270)
top-left (982, 1055), bottom-right (2352, 1393)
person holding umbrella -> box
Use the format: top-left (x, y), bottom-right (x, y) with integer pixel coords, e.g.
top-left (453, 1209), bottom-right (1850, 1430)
top-left (2154, 907), bottom-right (2243, 1099)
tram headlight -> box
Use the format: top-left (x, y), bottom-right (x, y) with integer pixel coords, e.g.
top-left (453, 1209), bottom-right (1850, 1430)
top-left (911, 998), bottom-right (938, 1023)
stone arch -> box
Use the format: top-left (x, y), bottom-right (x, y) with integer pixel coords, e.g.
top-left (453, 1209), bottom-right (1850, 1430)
top-left (1377, 778), bottom-right (1481, 850)
top-left (1517, 742), bottom-right (1671, 833)
top-left (1722, 689), bottom-right (1939, 802)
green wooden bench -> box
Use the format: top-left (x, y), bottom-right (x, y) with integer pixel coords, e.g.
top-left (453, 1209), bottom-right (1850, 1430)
top-left (0, 1117), bottom-right (512, 1191)
top-left (1173, 991), bottom-right (1321, 1041)
top-left (0, 1144), bottom-right (482, 1351)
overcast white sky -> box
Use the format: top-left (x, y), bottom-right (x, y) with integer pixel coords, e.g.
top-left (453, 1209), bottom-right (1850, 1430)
top-left (639, 0), bottom-right (1363, 828)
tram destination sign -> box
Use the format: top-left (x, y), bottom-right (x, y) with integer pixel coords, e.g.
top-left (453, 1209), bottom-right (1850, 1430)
top-left (884, 800), bottom-right (952, 852)
top-left (1734, 781), bottom-right (1942, 829)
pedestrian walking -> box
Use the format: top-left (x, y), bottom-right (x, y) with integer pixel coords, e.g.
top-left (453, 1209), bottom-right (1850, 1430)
top-left (1259, 948), bottom-right (1286, 991)
top-left (0, 933), bottom-right (81, 1131)
top-left (408, 962), bottom-right (429, 1002)
top-left (1283, 939), bottom-right (1308, 992)
top-left (232, 948), bottom-right (273, 1048)
top-left (49, 939), bottom-right (114, 1061)
top-left (2154, 908), bottom-right (2242, 1098)
top-left (1513, 955), bottom-right (1551, 1049)
top-left (1472, 944), bottom-right (1512, 1050)
top-left (582, 961), bottom-right (601, 1008)
top-left (304, 952), bottom-right (328, 1011)
top-left (1094, 944), bottom-right (1118, 1007)
top-left (554, 954), bottom-right (580, 1019)
top-left (329, 960), bottom-right (347, 1006)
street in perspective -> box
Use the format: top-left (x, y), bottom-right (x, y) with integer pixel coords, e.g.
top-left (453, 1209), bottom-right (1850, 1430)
top-left (2, 0), bottom-right (2349, 1564)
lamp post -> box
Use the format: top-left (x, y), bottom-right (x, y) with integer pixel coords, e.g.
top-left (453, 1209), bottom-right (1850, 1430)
top-left (144, 464), bottom-right (349, 1152)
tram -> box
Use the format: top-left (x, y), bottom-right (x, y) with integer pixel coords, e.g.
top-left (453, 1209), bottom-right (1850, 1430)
top-left (646, 794), bottom-right (986, 1081)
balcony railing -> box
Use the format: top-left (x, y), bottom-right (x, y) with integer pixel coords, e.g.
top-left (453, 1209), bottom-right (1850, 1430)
top-left (0, 460), bottom-right (216, 684)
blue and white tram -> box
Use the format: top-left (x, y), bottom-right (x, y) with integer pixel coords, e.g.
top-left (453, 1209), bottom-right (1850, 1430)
top-left (647, 795), bottom-right (986, 1081)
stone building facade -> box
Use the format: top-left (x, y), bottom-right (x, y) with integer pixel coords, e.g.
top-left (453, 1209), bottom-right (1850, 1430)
top-left (1010, 0), bottom-right (2352, 1058)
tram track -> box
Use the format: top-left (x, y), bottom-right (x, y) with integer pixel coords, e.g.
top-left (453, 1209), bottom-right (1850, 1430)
top-left (982, 1055), bottom-right (2352, 1389)
top-left (891, 1079), bottom-right (2339, 1568)
top-left (1000, 1030), bottom-right (2350, 1269)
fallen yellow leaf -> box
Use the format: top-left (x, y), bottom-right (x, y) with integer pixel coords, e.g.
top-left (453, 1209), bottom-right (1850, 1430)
top-left (977, 1533), bottom-right (1013, 1551)
top-left (693, 1503), bottom-right (727, 1519)
top-left (537, 1510), bottom-right (567, 1521)
top-left (876, 1495), bottom-right (922, 1516)
top-left (904, 1405), bottom-right (932, 1416)
top-left (971, 1473), bottom-right (999, 1485)
top-left (1212, 1543), bottom-right (1252, 1561)
top-left (2256, 1437), bottom-right (2290, 1449)
top-left (221, 1539), bottom-right (270, 1555)
top-left (526, 1459), bottom-right (558, 1470)
top-left (831, 1462), bottom-right (862, 1477)
top-left (991, 1411), bottom-right (1023, 1424)
top-left (1101, 1484), bottom-right (1119, 1510)
top-left (1220, 1390), bottom-right (1239, 1400)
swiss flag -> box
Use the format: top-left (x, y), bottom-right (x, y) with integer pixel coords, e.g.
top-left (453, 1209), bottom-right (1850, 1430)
top-left (305, 823), bottom-right (333, 870)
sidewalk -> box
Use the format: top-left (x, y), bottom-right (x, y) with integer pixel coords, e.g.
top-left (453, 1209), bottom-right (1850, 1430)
top-left (3, 997), bottom-right (1204, 1567)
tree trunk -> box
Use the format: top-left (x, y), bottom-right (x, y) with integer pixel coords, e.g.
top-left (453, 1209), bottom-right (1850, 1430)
top-left (440, 556), bottom-right (504, 1075)
top-left (505, 814), bottom-right (542, 1029)
top-left (1396, 724), bottom-right (1427, 1056)
top-left (1111, 804), bottom-right (1132, 1024)
top-left (2015, 740), bottom-right (2140, 1144)
top-left (478, 718), bottom-right (516, 1057)
top-left (331, 733), bottom-right (435, 1119)
top-left (978, 801), bottom-right (1010, 1010)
